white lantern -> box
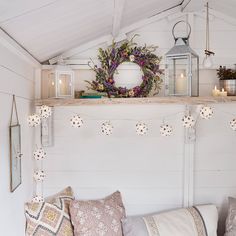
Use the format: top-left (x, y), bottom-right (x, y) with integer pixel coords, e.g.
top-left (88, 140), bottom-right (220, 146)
top-left (230, 118), bottom-right (236, 131)
top-left (33, 170), bottom-right (46, 182)
top-left (182, 115), bottom-right (195, 128)
top-left (33, 148), bottom-right (46, 161)
top-left (101, 121), bottom-right (113, 135)
top-left (70, 115), bottom-right (83, 128)
top-left (48, 65), bottom-right (74, 98)
top-left (39, 105), bottom-right (52, 119)
top-left (160, 123), bottom-right (173, 137)
top-left (165, 21), bottom-right (199, 97)
top-left (28, 114), bottom-right (41, 127)
top-left (32, 195), bottom-right (44, 203)
top-left (200, 106), bottom-right (213, 120)
top-left (136, 122), bottom-right (148, 135)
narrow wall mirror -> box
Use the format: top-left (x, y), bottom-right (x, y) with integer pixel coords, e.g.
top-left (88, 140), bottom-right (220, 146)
top-left (9, 95), bottom-right (22, 192)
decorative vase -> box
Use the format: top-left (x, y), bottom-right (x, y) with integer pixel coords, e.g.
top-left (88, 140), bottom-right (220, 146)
top-left (220, 79), bottom-right (236, 96)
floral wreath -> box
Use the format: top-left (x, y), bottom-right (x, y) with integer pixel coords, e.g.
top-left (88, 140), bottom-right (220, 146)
top-left (87, 36), bottom-right (163, 98)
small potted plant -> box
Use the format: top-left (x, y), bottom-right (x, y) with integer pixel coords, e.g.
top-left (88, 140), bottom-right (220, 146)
top-left (217, 65), bottom-right (236, 96)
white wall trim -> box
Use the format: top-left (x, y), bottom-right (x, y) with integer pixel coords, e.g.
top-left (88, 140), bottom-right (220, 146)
top-left (0, 28), bottom-right (41, 68)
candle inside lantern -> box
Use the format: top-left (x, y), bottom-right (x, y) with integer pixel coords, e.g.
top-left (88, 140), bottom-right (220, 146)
top-left (176, 72), bottom-right (187, 95)
top-left (219, 88), bottom-right (227, 97)
top-left (212, 85), bottom-right (220, 97)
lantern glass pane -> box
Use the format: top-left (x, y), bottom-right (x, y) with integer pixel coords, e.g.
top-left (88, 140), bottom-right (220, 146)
top-left (57, 73), bottom-right (72, 96)
top-left (48, 72), bottom-right (56, 98)
top-left (191, 56), bottom-right (199, 96)
top-left (166, 56), bottom-right (189, 96)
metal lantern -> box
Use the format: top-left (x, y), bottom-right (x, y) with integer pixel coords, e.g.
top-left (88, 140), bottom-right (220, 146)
top-left (48, 65), bottom-right (74, 98)
top-left (165, 21), bottom-right (199, 97)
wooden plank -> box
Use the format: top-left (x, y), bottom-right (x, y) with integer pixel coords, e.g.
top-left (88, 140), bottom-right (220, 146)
top-left (35, 96), bottom-right (236, 107)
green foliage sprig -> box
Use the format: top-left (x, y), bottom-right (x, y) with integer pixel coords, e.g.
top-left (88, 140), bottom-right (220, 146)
top-left (217, 66), bottom-right (236, 80)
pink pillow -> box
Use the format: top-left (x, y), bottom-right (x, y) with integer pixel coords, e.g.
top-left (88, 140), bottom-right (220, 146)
top-left (69, 191), bottom-right (126, 236)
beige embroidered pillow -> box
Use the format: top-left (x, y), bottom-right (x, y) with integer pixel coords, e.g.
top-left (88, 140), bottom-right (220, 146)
top-left (25, 187), bottom-right (74, 236)
top-left (69, 191), bottom-right (126, 236)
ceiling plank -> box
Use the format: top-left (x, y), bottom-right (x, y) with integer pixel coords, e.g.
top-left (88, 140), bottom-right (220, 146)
top-left (0, 28), bottom-right (41, 68)
top-left (120, 5), bottom-right (182, 34)
top-left (49, 5), bottom-right (181, 64)
top-left (112, 0), bottom-right (126, 37)
top-left (209, 8), bottom-right (236, 26)
top-left (49, 34), bottom-right (113, 64)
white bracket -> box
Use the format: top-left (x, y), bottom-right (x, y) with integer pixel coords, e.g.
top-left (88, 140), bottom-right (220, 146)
top-left (41, 109), bottom-right (54, 147)
top-left (183, 105), bottom-right (201, 207)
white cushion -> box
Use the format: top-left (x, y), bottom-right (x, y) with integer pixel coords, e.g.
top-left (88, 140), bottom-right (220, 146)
top-left (122, 205), bottom-right (218, 236)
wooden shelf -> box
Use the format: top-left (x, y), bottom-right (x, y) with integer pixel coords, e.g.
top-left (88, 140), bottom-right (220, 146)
top-left (35, 96), bottom-right (236, 107)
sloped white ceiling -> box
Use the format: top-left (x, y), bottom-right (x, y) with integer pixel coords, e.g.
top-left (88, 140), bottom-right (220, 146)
top-left (183, 0), bottom-right (236, 17)
top-left (121, 0), bottom-right (182, 28)
top-left (0, 0), bottom-right (183, 62)
top-left (0, 0), bottom-right (114, 62)
top-left (0, 0), bottom-right (236, 62)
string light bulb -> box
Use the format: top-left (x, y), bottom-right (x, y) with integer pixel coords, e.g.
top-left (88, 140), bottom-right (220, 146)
top-left (32, 195), bottom-right (44, 203)
top-left (70, 115), bottom-right (84, 128)
top-left (230, 118), bottom-right (236, 131)
top-left (136, 122), bottom-right (148, 135)
top-left (182, 114), bottom-right (195, 128)
top-left (200, 106), bottom-right (213, 120)
top-left (28, 114), bottom-right (41, 127)
top-left (39, 105), bottom-right (52, 119)
top-left (33, 147), bottom-right (46, 161)
top-left (33, 170), bottom-right (46, 182)
top-left (101, 121), bottom-right (113, 135)
top-left (160, 123), bottom-right (173, 137)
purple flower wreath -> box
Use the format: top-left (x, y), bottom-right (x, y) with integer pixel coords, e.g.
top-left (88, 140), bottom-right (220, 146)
top-left (86, 35), bottom-right (163, 98)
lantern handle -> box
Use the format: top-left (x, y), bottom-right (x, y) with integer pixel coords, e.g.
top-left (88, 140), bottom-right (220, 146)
top-left (172, 20), bottom-right (191, 43)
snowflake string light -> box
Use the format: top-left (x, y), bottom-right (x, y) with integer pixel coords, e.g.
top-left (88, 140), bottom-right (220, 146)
top-left (28, 114), bottom-right (41, 127)
top-left (230, 118), bottom-right (236, 131)
top-left (39, 105), bottom-right (52, 119)
top-left (101, 121), bottom-right (113, 135)
top-left (33, 148), bottom-right (46, 161)
top-left (160, 123), bottom-right (173, 137)
top-left (136, 122), bottom-right (148, 135)
top-left (182, 115), bottom-right (195, 128)
top-left (33, 170), bottom-right (46, 182)
top-left (70, 115), bottom-right (83, 128)
top-left (200, 106), bottom-right (213, 120)
top-left (32, 195), bottom-right (44, 203)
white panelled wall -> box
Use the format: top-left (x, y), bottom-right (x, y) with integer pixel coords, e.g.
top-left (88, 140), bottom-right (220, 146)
top-left (0, 40), bottom-right (37, 234)
top-left (40, 12), bottom-right (236, 236)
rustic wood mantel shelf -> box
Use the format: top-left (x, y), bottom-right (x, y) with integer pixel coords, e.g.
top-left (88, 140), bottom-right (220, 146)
top-left (35, 96), bottom-right (236, 106)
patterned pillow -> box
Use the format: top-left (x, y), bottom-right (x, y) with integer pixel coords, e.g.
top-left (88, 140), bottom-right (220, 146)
top-left (25, 187), bottom-right (74, 236)
top-left (225, 197), bottom-right (236, 236)
top-left (69, 191), bottom-right (126, 236)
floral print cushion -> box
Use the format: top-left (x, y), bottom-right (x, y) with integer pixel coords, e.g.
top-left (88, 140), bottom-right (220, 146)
top-left (69, 191), bottom-right (126, 236)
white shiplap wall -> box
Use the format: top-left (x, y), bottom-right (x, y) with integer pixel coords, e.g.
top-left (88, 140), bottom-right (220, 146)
top-left (44, 104), bottom-right (185, 215)
top-left (43, 103), bottom-right (236, 236)
top-left (41, 12), bottom-right (236, 236)
top-left (0, 42), bottom-right (35, 235)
